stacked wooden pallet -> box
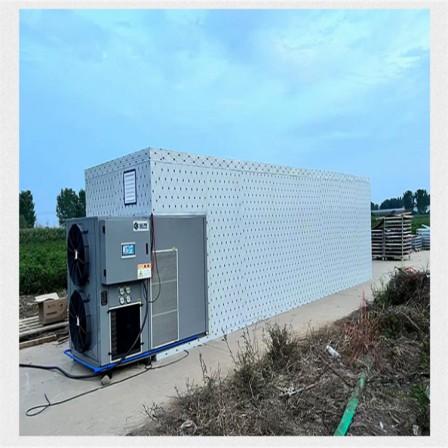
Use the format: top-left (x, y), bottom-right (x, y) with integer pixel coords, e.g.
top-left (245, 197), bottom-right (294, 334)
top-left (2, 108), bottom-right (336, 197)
top-left (371, 227), bottom-right (385, 259)
top-left (410, 235), bottom-right (423, 252)
top-left (417, 226), bottom-right (430, 250)
top-left (19, 315), bottom-right (68, 348)
top-left (371, 213), bottom-right (412, 260)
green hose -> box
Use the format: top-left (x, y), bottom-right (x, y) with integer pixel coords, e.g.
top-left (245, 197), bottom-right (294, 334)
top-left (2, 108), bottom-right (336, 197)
top-left (334, 371), bottom-right (367, 436)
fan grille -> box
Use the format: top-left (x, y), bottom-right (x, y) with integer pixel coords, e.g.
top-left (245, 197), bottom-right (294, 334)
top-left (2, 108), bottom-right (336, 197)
top-left (69, 290), bottom-right (91, 353)
top-left (67, 224), bottom-right (89, 286)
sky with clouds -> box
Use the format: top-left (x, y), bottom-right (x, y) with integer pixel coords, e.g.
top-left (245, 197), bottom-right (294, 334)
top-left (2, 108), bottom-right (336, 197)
top-left (19, 9), bottom-right (430, 226)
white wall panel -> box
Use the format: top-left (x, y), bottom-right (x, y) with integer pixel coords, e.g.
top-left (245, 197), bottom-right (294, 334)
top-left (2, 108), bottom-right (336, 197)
top-left (85, 147), bottom-right (372, 358)
top-left (85, 149), bottom-right (151, 217)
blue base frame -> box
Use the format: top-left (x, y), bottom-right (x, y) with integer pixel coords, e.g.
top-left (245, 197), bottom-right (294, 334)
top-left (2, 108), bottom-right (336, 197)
top-left (64, 334), bottom-right (201, 373)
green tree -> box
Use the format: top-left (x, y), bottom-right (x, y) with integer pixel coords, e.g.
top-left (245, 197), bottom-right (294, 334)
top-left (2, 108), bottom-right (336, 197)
top-left (56, 188), bottom-right (86, 226)
top-left (19, 215), bottom-right (28, 229)
top-left (414, 189), bottom-right (430, 215)
top-left (77, 189), bottom-right (86, 218)
top-left (380, 197), bottom-right (403, 210)
top-left (371, 202), bottom-right (379, 211)
top-left (403, 190), bottom-right (414, 211)
top-left (19, 190), bottom-right (36, 228)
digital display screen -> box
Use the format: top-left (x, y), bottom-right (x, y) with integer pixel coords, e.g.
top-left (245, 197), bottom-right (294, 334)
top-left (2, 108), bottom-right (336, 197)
top-left (122, 243), bottom-right (135, 257)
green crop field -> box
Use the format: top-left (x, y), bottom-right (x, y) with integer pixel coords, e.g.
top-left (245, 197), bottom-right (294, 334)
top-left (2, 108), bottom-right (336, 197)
top-left (411, 215), bottom-right (430, 234)
top-left (20, 228), bottom-right (67, 295)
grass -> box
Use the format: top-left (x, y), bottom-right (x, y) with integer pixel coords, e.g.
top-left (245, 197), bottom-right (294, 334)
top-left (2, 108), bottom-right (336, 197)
top-left (20, 228), bottom-right (67, 295)
top-left (411, 382), bottom-right (430, 433)
top-left (135, 268), bottom-right (430, 437)
top-left (20, 226), bottom-right (66, 244)
top-left (411, 215), bottom-right (430, 235)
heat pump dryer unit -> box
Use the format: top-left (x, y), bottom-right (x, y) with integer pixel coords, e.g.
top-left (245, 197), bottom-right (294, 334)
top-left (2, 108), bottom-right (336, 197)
top-left (65, 215), bottom-right (208, 372)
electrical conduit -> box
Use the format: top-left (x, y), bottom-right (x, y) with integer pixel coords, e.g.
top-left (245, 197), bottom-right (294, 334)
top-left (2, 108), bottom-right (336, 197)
top-left (334, 371), bottom-right (367, 436)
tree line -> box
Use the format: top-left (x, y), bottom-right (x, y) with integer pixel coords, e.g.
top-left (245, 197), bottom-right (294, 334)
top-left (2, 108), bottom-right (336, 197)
top-left (20, 186), bottom-right (431, 229)
top-left (371, 189), bottom-right (430, 215)
top-left (19, 188), bottom-right (86, 228)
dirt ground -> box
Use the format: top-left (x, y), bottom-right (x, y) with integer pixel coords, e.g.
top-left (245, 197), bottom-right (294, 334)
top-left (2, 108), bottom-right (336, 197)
top-left (19, 295), bottom-right (39, 319)
top-left (135, 268), bottom-right (430, 436)
top-left (19, 251), bottom-right (430, 436)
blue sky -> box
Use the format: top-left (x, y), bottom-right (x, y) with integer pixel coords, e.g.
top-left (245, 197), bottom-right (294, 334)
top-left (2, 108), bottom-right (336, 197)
top-left (19, 9), bottom-right (430, 226)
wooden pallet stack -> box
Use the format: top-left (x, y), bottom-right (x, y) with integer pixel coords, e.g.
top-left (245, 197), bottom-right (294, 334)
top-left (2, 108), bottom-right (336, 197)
top-left (371, 212), bottom-right (412, 260)
top-left (19, 315), bottom-right (68, 349)
top-left (410, 235), bottom-right (423, 252)
top-left (371, 227), bottom-right (385, 259)
top-left (417, 226), bottom-right (430, 250)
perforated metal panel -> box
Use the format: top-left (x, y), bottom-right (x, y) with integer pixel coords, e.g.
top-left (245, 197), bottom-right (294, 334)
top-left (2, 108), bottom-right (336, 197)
top-left (85, 147), bottom-right (372, 358)
top-left (85, 149), bottom-right (152, 217)
top-left (148, 148), bottom-right (372, 338)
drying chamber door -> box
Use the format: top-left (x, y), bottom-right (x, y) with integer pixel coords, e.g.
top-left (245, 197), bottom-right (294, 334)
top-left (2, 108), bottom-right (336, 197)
top-left (151, 215), bottom-right (208, 348)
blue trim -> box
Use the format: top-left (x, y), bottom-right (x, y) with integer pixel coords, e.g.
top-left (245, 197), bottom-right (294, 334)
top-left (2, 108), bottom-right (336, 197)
top-left (64, 334), bottom-right (201, 373)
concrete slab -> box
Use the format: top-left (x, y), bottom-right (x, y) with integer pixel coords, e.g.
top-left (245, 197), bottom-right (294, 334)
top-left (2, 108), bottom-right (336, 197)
top-left (19, 250), bottom-right (430, 436)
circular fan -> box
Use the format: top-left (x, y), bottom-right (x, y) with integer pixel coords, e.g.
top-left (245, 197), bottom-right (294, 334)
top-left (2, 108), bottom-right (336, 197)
top-left (67, 224), bottom-right (89, 286)
top-left (69, 290), bottom-right (91, 353)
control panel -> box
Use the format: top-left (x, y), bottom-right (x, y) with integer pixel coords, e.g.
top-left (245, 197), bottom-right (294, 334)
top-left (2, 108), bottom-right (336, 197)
top-left (100, 218), bottom-right (153, 285)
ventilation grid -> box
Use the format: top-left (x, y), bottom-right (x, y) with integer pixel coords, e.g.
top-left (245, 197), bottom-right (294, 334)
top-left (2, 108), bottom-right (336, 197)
top-left (151, 250), bottom-right (178, 348)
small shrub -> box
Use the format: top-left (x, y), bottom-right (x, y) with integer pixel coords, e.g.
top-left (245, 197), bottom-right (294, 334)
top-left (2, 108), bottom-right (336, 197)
top-left (232, 329), bottom-right (266, 399)
top-left (381, 315), bottom-right (399, 339)
top-left (265, 324), bottom-right (301, 372)
top-left (20, 241), bottom-right (67, 295)
top-left (411, 381), bottom-right (430, 434)
top-left (373, 289), bottom-right (390, 309)
top-left (374, 268), bottom-right (430, 310)
top-left (20, 227), bottom-right (66, 245)
top-left (420, 340), bottom-right (430, 371)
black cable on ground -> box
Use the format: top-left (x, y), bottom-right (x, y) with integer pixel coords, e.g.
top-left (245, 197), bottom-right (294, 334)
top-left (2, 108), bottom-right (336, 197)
top-left (19, 363), bottom-right (100, 379)
top-left (25, 350), bottom-right (189, 417)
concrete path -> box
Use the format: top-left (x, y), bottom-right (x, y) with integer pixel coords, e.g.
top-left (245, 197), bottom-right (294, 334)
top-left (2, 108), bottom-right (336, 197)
top-left (19, 251), bottom-right (430, 436)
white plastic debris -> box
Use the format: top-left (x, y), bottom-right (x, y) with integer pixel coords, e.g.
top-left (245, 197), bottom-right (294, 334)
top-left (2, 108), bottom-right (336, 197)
top-left (180, 420), bottom-right (197, 431)
top-left (326, 345), bottom-right (340, 358)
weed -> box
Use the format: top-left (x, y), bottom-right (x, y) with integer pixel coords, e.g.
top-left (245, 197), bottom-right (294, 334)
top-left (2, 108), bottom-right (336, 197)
top-left (373, 267), bottom-right (430, 310)
top-left (381, 316), bottom-right (399, 339)
top-left (411, 381), bottom-right (430, 434)
top-left (264, 323), bottom-right (301, 372)
top-left (420, 340), bottom-right (430, 371)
